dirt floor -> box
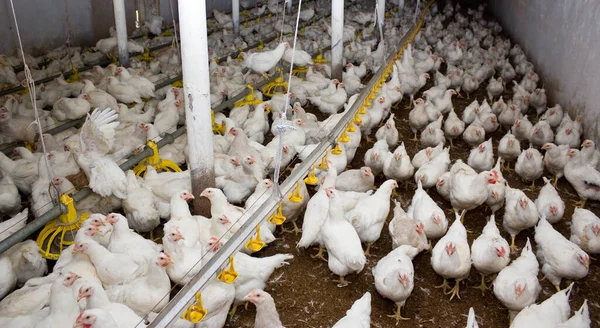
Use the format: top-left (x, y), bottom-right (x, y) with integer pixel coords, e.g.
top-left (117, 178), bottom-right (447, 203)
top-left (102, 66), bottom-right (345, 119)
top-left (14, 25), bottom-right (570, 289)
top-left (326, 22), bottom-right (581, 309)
top-left (223, 63), bottom-right (600, 327)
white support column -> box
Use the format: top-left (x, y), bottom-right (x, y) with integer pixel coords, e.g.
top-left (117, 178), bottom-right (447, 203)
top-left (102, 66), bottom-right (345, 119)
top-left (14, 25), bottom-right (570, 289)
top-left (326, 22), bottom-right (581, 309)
top-left (233, 0), bottom-right (240, 34)
top-left (112, 0), bottom-right (130, 67)
top-left (287, 0), bottom-right (293, 14)
top-left (377, 0), bottom-right (385, 41)
top-left (136, 0), bottom-right (146, 27)
top-left (398, 0), bottom-right (405, 12)
top-left (178, 0), bottom-right (215, 216)
top-left (331, 0), bottom-right (344, 81)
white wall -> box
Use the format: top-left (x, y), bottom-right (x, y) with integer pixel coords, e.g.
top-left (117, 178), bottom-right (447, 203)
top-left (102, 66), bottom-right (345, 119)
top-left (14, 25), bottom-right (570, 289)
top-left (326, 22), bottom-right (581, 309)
top-left (0, 0), bottom-right (180, 56)
top-left (491, 0), bottom-right (600, 143)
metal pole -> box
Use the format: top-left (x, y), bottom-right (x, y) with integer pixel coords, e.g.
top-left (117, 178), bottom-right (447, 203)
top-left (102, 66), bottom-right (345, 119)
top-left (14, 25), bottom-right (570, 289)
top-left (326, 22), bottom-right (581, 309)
top-left (331, 0), bottom-right (344, 80)
top-left (377, 0), bottom-right (385, 41)
top-left (178, 0), bottom-right (215, 217)
top-left (136, 0), bottom-right (146, 27)
top-left (233, 0), bottom-right (240, 34)
top-left (112, 0), bottom-right (130, 67)
top-left (287, 0), bottom-right (293, 14)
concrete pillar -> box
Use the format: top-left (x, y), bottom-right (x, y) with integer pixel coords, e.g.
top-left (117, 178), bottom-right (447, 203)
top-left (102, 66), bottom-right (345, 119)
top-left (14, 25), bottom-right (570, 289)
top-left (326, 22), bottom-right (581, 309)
top-left (233, 0), bottom-right (240, 34)
top-left (287, 0), bottom-right (293, 15)
top-left (331, 0), bottom-right (344, 80)
top-left (377, 0), bottom-right (385, 41)
top-left (178, 0), bottom-right (215, 217)
top-left (112, 0), bottom-right (130, 67)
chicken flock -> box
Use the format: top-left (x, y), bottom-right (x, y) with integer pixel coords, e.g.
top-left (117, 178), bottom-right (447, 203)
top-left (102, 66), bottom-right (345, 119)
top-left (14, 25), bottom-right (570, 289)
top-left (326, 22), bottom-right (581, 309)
top-left (0, 0), bottom-right (599, 327)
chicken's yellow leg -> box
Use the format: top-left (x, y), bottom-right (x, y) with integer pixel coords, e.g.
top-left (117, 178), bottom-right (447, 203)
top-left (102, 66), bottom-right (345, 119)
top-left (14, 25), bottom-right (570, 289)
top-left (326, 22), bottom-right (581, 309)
top-left (473, 274), bottom-right (488, 295)
top-left (434, 278), bottom-right (450, 294)
top-left (387, 304), bottom-right (410, 323)
top-left (510, 236), bottom-right (518, 253)
top-left (446, 280), bottom-right (462, 301)
top-left (311, 247), bottom-right (327, 262)
top-left (364, 242), bottom-right (375, 256)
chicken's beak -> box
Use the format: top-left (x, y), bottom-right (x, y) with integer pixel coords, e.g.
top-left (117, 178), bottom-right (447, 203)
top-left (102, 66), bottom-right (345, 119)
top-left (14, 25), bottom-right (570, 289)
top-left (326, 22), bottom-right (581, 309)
top-left (492, 191), bottom-right (499, 200)
top-left (400, 274), bottom-right (408, 288)
top-left (550, 205), bottom-right (557, 216)
top-left (77, 291), bottom-right (86, 302)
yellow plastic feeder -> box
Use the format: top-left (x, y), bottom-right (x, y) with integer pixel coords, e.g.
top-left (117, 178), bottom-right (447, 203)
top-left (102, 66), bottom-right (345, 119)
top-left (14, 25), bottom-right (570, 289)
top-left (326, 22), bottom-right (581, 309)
top-left (317, 153), bottom-right (328, 170)
top-left (234, 84), bottom-right (263, 108)
top-left (288, 181), bottom-right (304, 203)
top-left (23, 141), bottom-right (34, 152)
top-left (353, 113), bottom-right (362, 125)
top-left (37, 194), bottom-right (89, 260)
top-left (331, 143), bottom-right (343, 155)
top-left (182, 292), bottom-right (207, 323)
top-left (304, 165), bottom-right (319, 185)
top-left (245, 225), bottom-right (265, 252)
top-left (257, 40), bottom-right (264, 51)
top-left (172, 80), bottom-right (183, 88)
top-left (358, 105), bottom-right (367, 115)
top-left (132, 141), bottom-right (182, 177)
top-left (217, 255), bottom-right (239, 284)
top-left (262, 69), bottom-right (288, 97)
top-left (268, 202), bottom-right (286, 225)
top-left (211, 110), bottom-right (226, 134)
top-left (346, 121), bottom-right (356, 133)
top-left (65, 67), bottom-right (80, 83)
top-left (338, 130), bottom-right (350, 143)
top-left (160, 27), bottom-right (174, 37)
top-left (313, 48), bottom-right (328, 64)
top-left (138, 47), bottom-right (154, 62)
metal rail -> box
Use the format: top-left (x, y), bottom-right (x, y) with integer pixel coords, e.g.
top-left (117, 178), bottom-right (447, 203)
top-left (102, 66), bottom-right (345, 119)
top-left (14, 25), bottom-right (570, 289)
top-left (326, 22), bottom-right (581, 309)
top-left (145, 1), bottom-right (435, 325)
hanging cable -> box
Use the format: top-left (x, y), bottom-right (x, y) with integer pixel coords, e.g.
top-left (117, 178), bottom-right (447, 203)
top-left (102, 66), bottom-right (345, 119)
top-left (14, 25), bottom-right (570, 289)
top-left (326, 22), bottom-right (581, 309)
top-left (8, 0), bottom-right (60, 200)
top-left (168, 0), bottom-right (180, 54)
top-left (63, 0), bottom-right (74, 69)
top-left (272, 0), bottom-right (302, 198)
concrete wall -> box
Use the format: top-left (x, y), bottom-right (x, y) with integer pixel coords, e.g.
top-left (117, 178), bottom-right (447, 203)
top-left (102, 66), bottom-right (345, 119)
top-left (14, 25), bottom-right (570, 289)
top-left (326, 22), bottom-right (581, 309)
top-left (490, 0), bottom-right (600, 143)
top-left (0, 0), bottom-right (180, 56)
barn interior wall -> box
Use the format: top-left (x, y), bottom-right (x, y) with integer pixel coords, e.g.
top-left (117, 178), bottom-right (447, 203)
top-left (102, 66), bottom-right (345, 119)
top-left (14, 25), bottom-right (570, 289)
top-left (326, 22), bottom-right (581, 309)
top-left (490, 0), bottom-right (600, 143)
top-left (0, 0), bottom-right (181, 56)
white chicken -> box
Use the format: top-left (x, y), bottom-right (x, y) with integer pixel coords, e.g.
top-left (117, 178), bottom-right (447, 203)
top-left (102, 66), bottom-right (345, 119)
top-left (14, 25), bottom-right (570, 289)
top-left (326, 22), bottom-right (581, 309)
top-left (514, 147), bottom-right (544, 189)
top-left (242, 42), bottom-right (288, 77)
top-left (388, 200), bottom-right (428, 252)
top-left (535, 217), bottom-right (590, 290)
top-left (244, 289), bottom-right (284, 328)
top-left (122, 170), bottom-right (160, 233)
top-left (493, 238), bottom-right (541, 322)
top-left (335, 167), bottom-right (374, 193)
top-left (541, 143), bottom-right (570, 186)
top-left (570, 208), bottom-right (600, 254)
top-left (470, 215), bottom-right (510, 294)
top-left (431, 212), bottom-right (471, 301)
top-left (498, 131), bottom-right (521, 171)
top-left (372, 246), bottom-right (420, 322)
top-left (331, 292), bottom-right (371, 328)
top-left (534, 177), bottom-right (565, 224)
top-left (364, 139), bottom-right (390, 175)
top-left (375, 113), bottom-right (399, 147)
top-left (383, 143), bottom-right (415, 184)
top-left (467, 138), bottom-right (494, 172)
top-left (510, 283), bottom-right (574, 328)
top-left (321, 187), bottom-right (366, 286)
top-left (75, 108), bottom-right (128, 199)
top-left (408, 180), bottom-right (448, 242)
top-left (503, 185), bottom-right (539, 252)
top-left (345, 179), bottom-right (397, 255)
top-left (414, 147), bottom-right (451, 188)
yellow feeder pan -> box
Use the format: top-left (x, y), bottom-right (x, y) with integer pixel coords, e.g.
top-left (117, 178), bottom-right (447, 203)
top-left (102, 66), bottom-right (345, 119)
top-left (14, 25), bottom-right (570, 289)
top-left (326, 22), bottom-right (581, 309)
top-left (304, 166), bottom-right (319, 185)
top-left (292, 66), bottom-right (308, 77)
top-left (331, 143), bottom-right (343, 155)
top-left (23, 141), bottom-right (34, 152)
top-left (234, 84), bottom-right (263, 108)
top-left (288, 181), bottom-right (304, 203)
top-left (245, 225), bottom-right (265, 252)
top-left (138, 47), bottom-right (154, 62)
top-left (338, 130), bottom-right (350, 143)
top-left (211, 110), bottom-right (226, 134)
top-left (313, 53), bottom-right (327, 64)
top-left (262, 70), bottom-right (288, 97)
top-left (37, 194), bottom-right (89, 260)
top-left (160, 27), bottom-right (174, 37)
top-left (317, 153), bottom-right (328, 170)
top-left (172, 80), bottom-right (183, 88)
top-left (17, 87), bottom-right (29, 95)
top-left (257, 40), bottom-right (264, 51)
top-left (268, 202), bottom-right (286, 225)
top-left (347, 121), bottom-right (356, 133)
top-left (182, 292), bottom-right (207, 323)
top-left (217, 255), bottom-right (238, 284)
top-left (133, 141), bottom-right (182, 177)
top-left (353, 113), bottom-right (363, 125)
top-left (66, 67), bottom-right (80, 83)
top-left (358, 105), bottom-right (367, 115)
